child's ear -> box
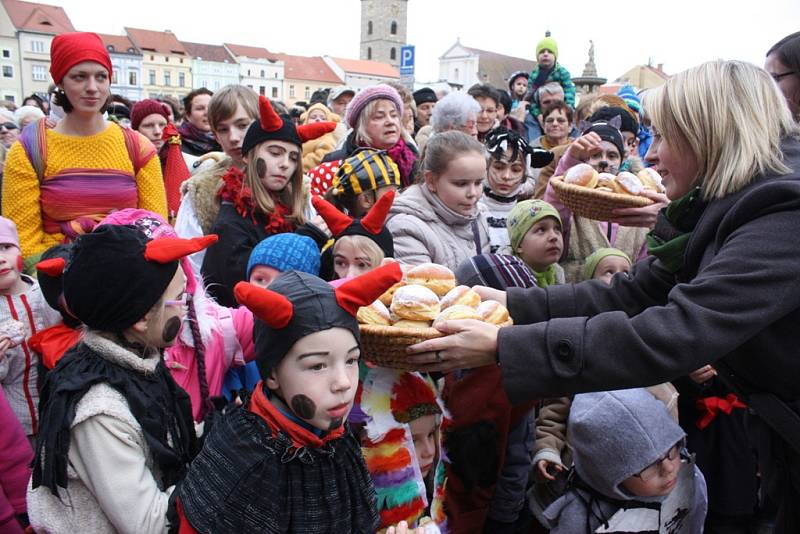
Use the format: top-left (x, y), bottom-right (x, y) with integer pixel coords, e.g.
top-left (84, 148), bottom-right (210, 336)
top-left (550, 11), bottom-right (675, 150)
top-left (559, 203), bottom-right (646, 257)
top-left (128, 312), bottom-right (151, 335)
top-left (265, 370), bottom-right (280, 391)
top-left (423, 170), bottom-right (437, 192)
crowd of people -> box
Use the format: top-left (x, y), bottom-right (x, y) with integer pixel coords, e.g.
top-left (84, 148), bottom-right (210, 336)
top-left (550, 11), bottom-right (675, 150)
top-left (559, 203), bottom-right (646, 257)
top-left (0, 27), bottom-right (798, 534)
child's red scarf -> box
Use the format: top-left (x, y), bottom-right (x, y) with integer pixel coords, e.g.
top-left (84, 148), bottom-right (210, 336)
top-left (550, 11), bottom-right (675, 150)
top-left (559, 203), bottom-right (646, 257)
top-left (217, 167), bottom-right (295, 235)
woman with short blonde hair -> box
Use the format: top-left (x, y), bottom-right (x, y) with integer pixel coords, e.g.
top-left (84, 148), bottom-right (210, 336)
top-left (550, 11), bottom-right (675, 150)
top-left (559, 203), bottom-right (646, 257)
top-left (404, 59), bottom-right (800, 532)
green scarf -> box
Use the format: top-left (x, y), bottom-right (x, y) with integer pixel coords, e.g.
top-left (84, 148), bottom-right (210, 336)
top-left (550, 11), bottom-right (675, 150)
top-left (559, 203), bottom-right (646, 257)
top-left (645, 187), bottom-right (707, 273)
top-left (534, 264), bottom-right (558, 288)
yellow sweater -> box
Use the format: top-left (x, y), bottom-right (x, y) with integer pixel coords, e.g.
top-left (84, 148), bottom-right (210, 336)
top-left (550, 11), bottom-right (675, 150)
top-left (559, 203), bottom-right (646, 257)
top-left (2, 124), bottom-right (167, 258)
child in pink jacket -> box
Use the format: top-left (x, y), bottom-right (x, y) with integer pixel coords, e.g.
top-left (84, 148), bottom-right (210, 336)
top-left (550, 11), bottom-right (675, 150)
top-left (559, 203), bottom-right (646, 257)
top-left (0, 386), bottom-right (32, 534)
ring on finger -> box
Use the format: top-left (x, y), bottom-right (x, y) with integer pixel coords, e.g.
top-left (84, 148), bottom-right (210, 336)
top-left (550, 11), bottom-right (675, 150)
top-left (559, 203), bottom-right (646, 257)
top-left (435, 350), bottom-right (443, 362)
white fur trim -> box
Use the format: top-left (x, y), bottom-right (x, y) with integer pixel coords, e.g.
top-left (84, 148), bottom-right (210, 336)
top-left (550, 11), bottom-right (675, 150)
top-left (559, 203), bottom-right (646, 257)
top-left (82, 331), bottom-right (160, 376)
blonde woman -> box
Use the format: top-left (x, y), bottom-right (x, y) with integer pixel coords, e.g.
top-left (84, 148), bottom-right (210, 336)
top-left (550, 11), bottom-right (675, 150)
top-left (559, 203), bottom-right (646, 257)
top-left (201, 96), bottom-right (334, 307)
top-left (406, 60), bottom-right (800, 531)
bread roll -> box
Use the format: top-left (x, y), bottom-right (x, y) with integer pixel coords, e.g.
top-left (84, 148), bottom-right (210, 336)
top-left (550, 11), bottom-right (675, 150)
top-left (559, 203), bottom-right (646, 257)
top-left (392, 319), bottom-right (433, 329)
top-left (477, 300), bottom-right (513, 327)
top-left (565, 163), bottom-right (598, 188)
top-left (638, 168), bottom-right (665, 193)
top-left (379, 280), bottom-right (407, 307)
top-left (596, 172), bottom-right (622, 193)
top-left (406, 263), bottom-right (456, 297)
top-left (433, 304), bottom-right (482, 329)
top-left (440, 285), bottom-right (481, 310)
top-left (614, 171), bottom-right (644, 195)
top-left (357, 299), bottom-right (391, 326)
top-left (390, 284), bottom-right (441, 321)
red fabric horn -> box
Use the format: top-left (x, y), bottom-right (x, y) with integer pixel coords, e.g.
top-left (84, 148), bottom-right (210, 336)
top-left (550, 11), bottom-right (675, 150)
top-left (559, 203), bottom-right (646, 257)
top-left (36, 257), bottom-right (66, 277)
top-left (335, 261), bottom-right (403, 317)
top-left (258, 95), bottom-right (283, 132)
top-left (311, 195), bottom-right (353, 237)
top-left (144, 234), bottom-right (219, 264)
top-left (161, 123), bottom-right (191, 219)
top-left (359, 189), bottom-right (395, 235)
top-left (234, 281), bottom-right (293, 328)
top-left (297, 121), bottom-right (337, 143)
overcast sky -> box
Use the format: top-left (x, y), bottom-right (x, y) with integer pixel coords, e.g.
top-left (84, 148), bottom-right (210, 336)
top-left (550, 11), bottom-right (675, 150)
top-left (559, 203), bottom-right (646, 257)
top-left (47, 0), bottom-right (800, 85)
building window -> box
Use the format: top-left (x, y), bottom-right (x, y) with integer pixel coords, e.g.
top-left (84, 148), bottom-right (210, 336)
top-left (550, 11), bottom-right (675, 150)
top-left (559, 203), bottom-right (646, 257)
top-left (165, 56), bottom-right (169, 62)
top-left (368, 21), bottom-right (373, 35)
top-left (289, 85), bottom-right (295, 98)
top-left (304, 86), bottom-right (310, 99)
top-left (271, 87), bottom-right (278, 98)
top-left (2, 66), bottom-right (12, 78)
top-left (247, 69), bottom-right (251, 76)
top-left (164, 71), bottom-right (171, 86)
top-left (2, 50), bottom-right (9, 58)
top-left (390, 48), bottom-right (396, 60)
top-left (260, 69), bottom-right (265, 78)
top-left (214, 80), bottom-right (220, 90)
top-left (4, 94), bottom-right (13, 103)
top-left (32, 64), bottom-right (47, 81)
top-left (111, 69), bottom-right (118, 84)
top-left (179, 72), bottom-right (185, 87)
top-left (150, 55), bottom-right (154, 60)
top-left (454, 67), bottom-right (459, 80)
top-left (274, 72), bottom-right (278, 79)
top-left (391, 21), bottom-right (397, 35)
top-left (259, 86), bottom-right (265, 95)
top-left (129, 69), bottom-right (138, 86)
top-left (180, 58), bottom-right (183, 64)
top-left (367, 47), bottom-right (372, 60)
top-left (149, 70), bottom-right (156, 85)
top-left (31, 40), bottom-right (45, 53)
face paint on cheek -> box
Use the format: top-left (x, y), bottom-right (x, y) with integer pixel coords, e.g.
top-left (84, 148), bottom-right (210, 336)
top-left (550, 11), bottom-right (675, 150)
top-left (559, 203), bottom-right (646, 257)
top-left (256, 157), bottom-right (267, 179)
top-left (290, 394), bottom-right (316, 420)
top-left (161, 316), bottom-right (181, 343)
top-left (16, 255), bottom-right (23, 272)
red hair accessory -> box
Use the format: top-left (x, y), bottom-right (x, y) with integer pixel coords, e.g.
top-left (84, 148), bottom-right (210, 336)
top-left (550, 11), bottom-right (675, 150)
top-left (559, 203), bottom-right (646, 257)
top-left (161, 123), bottom-right (191, 219)
top-left (335, 262), bottom-right (403, 316)
top-left (359, 190), bottom-right (395, 235)
top-left (36, 258), bottom-right (66, 277)
top-left (144, 234), bottom-right (218, 264)
top-left (258, 95), bottom-right (283, 132)
top-left (234, 281), bottom-right (293, 328)
top-left (311, 195), bottom-right (353, 237)
top-left (297, 121), bottom-right (338, 143)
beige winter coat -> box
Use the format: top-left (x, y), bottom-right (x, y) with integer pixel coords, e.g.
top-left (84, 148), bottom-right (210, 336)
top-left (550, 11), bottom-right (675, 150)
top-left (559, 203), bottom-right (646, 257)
top-left (387, 183), bottom-right (490, 271)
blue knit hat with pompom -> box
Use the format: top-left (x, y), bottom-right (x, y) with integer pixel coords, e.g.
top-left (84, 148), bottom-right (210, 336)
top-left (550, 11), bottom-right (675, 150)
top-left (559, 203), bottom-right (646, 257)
top-left (246, 233), bottom-right (320, 279)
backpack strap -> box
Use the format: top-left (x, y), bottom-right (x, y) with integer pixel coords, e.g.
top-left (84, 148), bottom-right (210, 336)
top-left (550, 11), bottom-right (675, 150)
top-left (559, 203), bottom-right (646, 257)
top-left (19, 117), bottom-right (51, 182)
top-left (119, 124), bottom-right (156, 175)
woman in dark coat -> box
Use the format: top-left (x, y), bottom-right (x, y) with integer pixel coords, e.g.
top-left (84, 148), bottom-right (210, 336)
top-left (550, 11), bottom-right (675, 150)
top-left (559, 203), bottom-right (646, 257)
top-left (407, 60), bottom-right (800, 533)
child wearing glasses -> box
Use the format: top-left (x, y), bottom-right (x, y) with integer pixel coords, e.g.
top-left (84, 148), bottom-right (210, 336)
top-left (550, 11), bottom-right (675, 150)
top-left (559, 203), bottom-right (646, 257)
top-left (542, 388), bottom-right (707, 533)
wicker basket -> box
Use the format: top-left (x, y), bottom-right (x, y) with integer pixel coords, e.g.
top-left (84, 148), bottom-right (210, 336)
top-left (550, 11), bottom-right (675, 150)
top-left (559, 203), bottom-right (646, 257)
top-left (359, 324), bottom-right (444, 370)
top-left (550, 176), bottom-right (653, 221)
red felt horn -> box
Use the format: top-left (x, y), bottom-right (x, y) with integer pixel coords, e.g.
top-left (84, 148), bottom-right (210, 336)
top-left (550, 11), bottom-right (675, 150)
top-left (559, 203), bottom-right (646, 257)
top-left (335, 261), bottom-right (403, 317)
top-left (258, 95), bottom-right (283, 132)
top-left (36, 257), bottom-right (66, 277)
top-left (297, 121), bottom-right (337, 143)
top-left (311, 195), bottom-right (353, 237)
top-left (144, 234), bottom-right (219, 264)
top-left (359, 189), bottom-right (395, 235)
top-left (234, 281), bottom-right (293, 328)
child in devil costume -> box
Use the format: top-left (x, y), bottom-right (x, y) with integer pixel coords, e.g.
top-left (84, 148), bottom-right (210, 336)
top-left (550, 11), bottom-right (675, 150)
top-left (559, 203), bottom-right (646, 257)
top-left (310, 190), bottom-right (395, 281)
top-left (175, 262), bottom-right (404, 533)
top-left (27, 225), bottom-right (216, 533)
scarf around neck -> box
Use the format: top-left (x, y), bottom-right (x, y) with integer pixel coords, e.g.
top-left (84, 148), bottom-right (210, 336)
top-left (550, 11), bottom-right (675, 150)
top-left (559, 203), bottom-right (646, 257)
top-left (178, 120), bottom-right (221, 156)
top-left (217, 166), bottom-right (295, 235)
top-left (533, 263), bottom-right (558, 288)
top-left (420, 182), bottom-right (478, 227)
top-left (384, 138), bottom-right (417, 187)
top-left (646, 187), bottom-right (707, 274)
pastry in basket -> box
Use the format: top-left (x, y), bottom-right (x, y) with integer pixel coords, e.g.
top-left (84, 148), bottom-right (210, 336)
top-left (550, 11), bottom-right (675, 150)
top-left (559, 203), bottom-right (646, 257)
top-left (405, 263), bottom-right (456, 297)
top-left (432, 305), bottom-right (482, 329)
top-left (564, 163), bottom-right (598, 189)
top-left (390, 284), bottom-right (441, 321)
top-left (0, 318), bottom-right (26, 347)
top-left (357, 300), bottom-right (391, 326)
top-left (615, 171), bottom-right (644, 195)
top-left (392, 319), bottom-right (434, 329)
top-left (440, 285), bottom-right (481, 310)
top-left (477, 300), bottom-right (513, 327)
top-left (378, 280), bottom-right (407, 307)
top-left (638, 168), bottom-right (666, 193)
top-left (595, 172), bottom-right (618, 193)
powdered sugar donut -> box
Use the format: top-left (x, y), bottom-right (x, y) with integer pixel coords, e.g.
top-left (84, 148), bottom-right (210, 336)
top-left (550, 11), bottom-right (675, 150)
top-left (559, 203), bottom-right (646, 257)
top-left (477, 300), bottom-right (513, 327)
top-left (390, 284), bottom-right (441, 321)
top-left (565, 163), bottom-right (599, 188)
top-left (614, 171), bottom-right (644, 195)
top-left (0, 319), bottom-right (25, 347)
top-left (440, 285), bottom-right (481, 310)
top-left (357, 300), bottom-right (391, 326)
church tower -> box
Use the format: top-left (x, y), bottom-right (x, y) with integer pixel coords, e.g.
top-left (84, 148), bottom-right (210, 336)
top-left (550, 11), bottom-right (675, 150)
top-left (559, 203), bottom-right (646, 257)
top-left (360, 0), bottom-right (408, 68)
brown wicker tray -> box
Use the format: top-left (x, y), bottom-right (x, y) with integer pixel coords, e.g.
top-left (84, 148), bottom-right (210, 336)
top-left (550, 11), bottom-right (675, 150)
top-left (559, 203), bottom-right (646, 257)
top-left (550, 175), bottom-right (653, 221)
top-left (359, 324), bottom-right (444, 370)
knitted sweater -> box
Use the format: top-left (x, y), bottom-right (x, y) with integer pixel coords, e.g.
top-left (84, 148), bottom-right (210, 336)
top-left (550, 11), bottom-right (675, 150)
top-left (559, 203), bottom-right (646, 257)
top-left (2, 124), bottom-right (167, 259)
top-left (527, 64), bottom-right (576, 118)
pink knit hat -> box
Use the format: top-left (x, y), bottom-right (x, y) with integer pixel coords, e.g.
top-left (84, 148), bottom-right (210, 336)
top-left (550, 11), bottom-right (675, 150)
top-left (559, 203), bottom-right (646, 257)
top-left (0, 217), bottom-right (20, 248)
top-left (344, 85), bottom-right (404, 129)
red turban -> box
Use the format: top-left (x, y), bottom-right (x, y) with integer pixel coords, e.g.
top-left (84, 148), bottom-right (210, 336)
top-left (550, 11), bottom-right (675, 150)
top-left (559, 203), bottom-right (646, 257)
top-left (49, 32), bottom-right (112, 84)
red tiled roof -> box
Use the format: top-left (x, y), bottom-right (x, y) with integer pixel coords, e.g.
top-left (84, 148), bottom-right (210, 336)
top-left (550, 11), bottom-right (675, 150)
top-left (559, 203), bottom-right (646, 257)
top-left (97, 33), bottom-right (139, 55)
top-left (182, 41), bottom-right (234, 63)
top-left (331, 57), bottom-right (398, 78)
top-left (462, 45), bottom-right (536, 88)
top-left (273, 53), bottom-right (342, 84)
top-left (2, 0), bottom-right (75, 34)
top-left (125, 27), bottom-right (187, 56)
top-left (224, 43), bottom-right (277, 61)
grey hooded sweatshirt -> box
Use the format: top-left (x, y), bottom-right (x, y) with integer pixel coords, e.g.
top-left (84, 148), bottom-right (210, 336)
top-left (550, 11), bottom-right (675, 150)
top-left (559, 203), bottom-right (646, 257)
top-left (543, 389), bottom-right (707, 533)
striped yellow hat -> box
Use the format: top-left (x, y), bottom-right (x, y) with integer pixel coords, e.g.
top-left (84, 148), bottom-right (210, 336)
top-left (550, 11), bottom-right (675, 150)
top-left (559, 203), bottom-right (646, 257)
top-left (332, 148), bottom-right (402, 198)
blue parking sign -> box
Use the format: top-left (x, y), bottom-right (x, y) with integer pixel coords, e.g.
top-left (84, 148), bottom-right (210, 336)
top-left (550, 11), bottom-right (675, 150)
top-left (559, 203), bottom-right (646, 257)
top-left (400, 45), bottom-right (415, 76)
